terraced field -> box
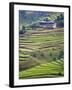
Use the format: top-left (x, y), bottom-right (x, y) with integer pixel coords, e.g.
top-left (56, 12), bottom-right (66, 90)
top-left (19, 28), bottom-right (64, 79)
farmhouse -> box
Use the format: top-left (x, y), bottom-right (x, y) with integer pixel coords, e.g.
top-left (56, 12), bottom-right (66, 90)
top-left (30, 20), bottom-right (57, 30)
top-left (39, 20), bottom-right (57, 29)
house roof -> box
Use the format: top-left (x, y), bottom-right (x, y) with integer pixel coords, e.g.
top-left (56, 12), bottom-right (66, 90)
top-left (39, 20), bottom-right (55, 24)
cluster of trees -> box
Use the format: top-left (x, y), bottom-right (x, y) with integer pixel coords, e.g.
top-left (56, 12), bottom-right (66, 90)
top-left (31, 49), bottom-right (64, 61)
top-left (56, 14), bottom-right (64, 21)
top-left (49, 49), bottom-right (64, 61)
top-left (56, 14), bottom-right (64, 27)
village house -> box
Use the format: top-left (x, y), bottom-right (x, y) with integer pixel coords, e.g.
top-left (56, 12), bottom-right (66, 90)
top-left (39, 20), bottom-right (57, 29)
top-left (30, 20), bottom-right (57, 30)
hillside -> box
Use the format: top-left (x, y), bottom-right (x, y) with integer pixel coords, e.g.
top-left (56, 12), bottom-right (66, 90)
top-left (19, 10), bottom-right (64, 28)
top-left (19, 11), bottom-right (64, 79)
top-left (19, 28), bottom-right (64, 79)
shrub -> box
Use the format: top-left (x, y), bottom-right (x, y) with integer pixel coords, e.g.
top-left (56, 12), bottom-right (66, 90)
top-left (58, 72), bottom-right (62, 76)
top-left (58, 49), bottom-right (64, 59)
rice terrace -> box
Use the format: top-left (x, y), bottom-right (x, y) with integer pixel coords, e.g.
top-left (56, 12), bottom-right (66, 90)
top-left (19, 10), bottom-right (64, 79)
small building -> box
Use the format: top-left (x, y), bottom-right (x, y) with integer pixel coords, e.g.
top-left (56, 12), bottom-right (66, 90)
top-left (39, 21), bottom-right (57, 29)
top-left (30, 20), bottom-right (57, 30)
top-left (19, 26), bottom-right (26, 34)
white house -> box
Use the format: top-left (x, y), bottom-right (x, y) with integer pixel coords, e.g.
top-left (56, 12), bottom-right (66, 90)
top-left (39, 20), bottom-right (57, 29)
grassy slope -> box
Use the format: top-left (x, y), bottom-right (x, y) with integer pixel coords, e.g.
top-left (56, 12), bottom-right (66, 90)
top-left (19, 60), bottom-right (64, 79)
top-left (19, 28), bottom-right (64, 79)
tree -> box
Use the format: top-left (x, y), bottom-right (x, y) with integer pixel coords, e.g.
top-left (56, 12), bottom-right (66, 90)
top-left (41, 53), bottom-right (44, 57)
top-left (60, 14), bottom-right (64, 20)
top-left (56, 14), bottom-right (64, 27)
top-left (58, 49), bottom-right (64, 60)
top-left (22, 26), bottom-right (26, 33)
top-left (56, 14), bottom-right (64, 21)
top-left (57, 16), bottom-right (60, 21)
top-left (50, 52), bottom-right (52, 57)
top-left (53, 57), bottom-right (56, 61)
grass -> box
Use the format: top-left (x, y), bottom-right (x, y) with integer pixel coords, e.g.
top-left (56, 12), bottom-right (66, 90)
top-left (19, 60), bottom-right (64, 79)
top-left (19, 33), bottom-right (63, 43)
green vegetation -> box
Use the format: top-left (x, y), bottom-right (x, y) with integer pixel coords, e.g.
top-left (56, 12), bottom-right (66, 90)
top-left (19, 60), bottom-right (64, 79)
top-left (19, 28), bottom-right (64, 79)
top-left (19, 11), bottom-right (64, 79)
top-left (19, 11), bottom-right (64, 28)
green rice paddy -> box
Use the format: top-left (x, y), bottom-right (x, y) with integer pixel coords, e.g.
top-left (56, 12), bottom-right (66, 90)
top-left (19, 28), bottom-right (64, 79)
